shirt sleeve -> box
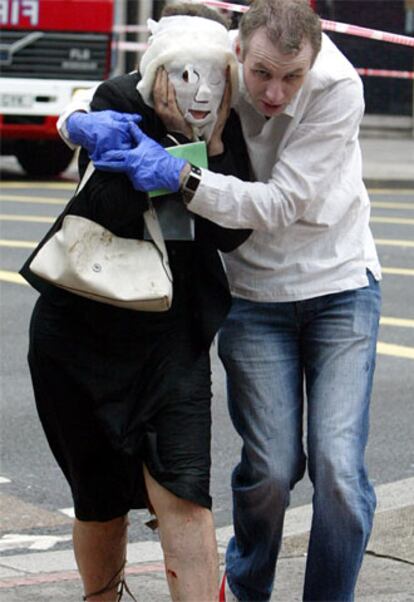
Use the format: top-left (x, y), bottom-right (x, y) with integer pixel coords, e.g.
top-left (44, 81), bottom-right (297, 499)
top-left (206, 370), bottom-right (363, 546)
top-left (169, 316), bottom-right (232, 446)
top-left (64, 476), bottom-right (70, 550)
top-left (56, 86), bottom-right (97, 148)
top-left (187, 77), bottom-right (365, 232)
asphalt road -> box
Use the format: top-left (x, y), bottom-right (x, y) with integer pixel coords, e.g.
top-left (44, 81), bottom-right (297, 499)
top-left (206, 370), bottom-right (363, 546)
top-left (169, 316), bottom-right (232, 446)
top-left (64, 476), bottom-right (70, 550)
top-left (1, 156), bottom-right (413, 553)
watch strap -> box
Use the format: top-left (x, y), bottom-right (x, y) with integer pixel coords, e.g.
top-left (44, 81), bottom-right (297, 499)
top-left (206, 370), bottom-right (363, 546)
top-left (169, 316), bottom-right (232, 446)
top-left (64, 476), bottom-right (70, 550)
top-left (181, 164), bottom-right (202, 205)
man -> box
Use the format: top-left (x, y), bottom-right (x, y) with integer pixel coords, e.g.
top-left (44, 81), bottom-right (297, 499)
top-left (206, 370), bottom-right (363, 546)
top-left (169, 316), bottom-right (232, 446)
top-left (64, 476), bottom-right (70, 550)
top-left (62, 1), bottom-right (382, 600)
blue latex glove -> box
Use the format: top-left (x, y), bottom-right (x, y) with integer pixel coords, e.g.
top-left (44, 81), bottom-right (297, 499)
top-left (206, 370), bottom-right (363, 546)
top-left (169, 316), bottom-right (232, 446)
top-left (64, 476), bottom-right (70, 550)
top-left (66, 110), bottom-right (142, 161)
top-left (94, 123), bottom-right (187, 193)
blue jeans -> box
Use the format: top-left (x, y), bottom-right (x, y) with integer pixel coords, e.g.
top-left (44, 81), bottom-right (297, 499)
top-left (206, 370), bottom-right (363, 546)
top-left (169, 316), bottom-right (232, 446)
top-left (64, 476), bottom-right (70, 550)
top-left (219, 272), bottom-right (381, 602)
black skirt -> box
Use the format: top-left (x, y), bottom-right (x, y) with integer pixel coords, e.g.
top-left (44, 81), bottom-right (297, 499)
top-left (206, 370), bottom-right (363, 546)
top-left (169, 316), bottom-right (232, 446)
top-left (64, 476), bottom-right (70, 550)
top-left (28, 243), bottom-right (213, 521)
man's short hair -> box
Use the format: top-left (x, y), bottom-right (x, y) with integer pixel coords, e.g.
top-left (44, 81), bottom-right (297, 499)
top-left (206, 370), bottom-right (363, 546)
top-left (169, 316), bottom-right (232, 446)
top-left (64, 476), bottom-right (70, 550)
top-left (161, 2), bottom-right (231, 29)
top-left (239, 0), bottom-right (322, 64)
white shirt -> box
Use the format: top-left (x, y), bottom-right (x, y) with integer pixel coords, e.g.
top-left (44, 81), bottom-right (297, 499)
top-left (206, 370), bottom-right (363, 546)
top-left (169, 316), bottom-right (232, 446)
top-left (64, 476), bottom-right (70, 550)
top-left (57, 86), bottom-right (97, 148)
top-left (188, 34), bottom-right (381, 302)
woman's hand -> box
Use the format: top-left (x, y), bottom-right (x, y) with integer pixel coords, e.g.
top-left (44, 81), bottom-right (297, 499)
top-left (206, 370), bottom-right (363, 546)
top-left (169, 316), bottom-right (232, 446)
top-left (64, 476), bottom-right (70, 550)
top-left (153, 67), bottom-right (193, 139)
top-left (207, 68), bottom-right (232, 156)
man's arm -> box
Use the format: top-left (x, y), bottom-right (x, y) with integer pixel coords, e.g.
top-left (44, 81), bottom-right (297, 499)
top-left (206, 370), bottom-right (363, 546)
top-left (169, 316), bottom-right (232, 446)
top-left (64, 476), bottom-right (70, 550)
top-left (187, 78), bottom-right (365, 231)
top-left (95, 77), bottom-right (365, 231)
top-left (57, 86), bottom-right (96, 148)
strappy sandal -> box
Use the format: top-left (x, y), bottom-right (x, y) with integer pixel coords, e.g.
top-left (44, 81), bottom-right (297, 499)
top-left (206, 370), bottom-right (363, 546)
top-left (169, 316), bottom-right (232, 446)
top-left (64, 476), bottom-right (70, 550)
top-left (82, 560), bottom-right (137, 601)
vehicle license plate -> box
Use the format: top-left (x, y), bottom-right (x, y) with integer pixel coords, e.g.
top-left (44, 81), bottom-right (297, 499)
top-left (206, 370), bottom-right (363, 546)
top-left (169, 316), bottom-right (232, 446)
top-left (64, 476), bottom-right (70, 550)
top-left (0, 93), bottom-right (34, 108)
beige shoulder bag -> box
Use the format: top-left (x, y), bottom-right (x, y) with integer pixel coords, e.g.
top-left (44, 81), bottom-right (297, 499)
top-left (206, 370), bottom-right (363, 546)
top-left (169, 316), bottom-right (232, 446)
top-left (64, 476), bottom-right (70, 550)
top-left (29, 163), bottom-right (173, 311)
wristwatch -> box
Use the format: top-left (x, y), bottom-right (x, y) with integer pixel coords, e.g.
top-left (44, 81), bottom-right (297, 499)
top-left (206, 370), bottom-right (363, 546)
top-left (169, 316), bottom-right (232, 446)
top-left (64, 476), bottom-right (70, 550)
top-left (181, 164), bottom-right (202, 205)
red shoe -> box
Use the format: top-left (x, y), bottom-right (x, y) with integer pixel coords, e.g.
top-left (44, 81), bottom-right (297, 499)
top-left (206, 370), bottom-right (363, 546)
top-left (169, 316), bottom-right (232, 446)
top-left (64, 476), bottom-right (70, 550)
top-left (219, 572), bottom-right (239, 602)
top-left (219, 572), bottom-right (226, 602)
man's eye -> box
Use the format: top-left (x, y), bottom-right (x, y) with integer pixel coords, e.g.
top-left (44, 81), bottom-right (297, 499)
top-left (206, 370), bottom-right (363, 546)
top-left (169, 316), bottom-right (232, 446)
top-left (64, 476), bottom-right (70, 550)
top-left (254, 69), bottom-right (269, 79)
top-left (285, 74), bottom-right (300, 82)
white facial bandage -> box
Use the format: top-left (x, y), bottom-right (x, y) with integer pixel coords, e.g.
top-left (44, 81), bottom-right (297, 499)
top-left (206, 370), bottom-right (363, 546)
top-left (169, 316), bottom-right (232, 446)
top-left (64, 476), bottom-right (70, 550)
top-left (137, 16), bottom-right (239, 141)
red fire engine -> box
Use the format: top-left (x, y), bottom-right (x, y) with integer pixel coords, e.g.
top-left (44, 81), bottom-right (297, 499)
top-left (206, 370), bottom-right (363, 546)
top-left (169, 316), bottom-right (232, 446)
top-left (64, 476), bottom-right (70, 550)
top-left (0, 0), bottom-right (116, 176)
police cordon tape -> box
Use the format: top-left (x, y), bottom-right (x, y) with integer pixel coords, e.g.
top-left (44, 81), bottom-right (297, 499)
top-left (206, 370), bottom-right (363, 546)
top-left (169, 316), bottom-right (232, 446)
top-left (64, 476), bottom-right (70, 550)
top-left (201, 0), bottom-right (414, 47)
top-left (356, 68), bottom-right (414, 80)
top-left (113, 25), bottom-right (148, 33)
top-left (113, 47), bottom-right (414, 80)
top-left (113, 0), bottom-right (414, 80)
top-left (202, 0), bottom-right (414, 80)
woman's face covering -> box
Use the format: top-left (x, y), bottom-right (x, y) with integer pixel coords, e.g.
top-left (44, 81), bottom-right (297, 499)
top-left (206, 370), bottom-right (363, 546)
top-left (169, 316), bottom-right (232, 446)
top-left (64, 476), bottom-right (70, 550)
top-left (165, 55), bottom-right (226, 141)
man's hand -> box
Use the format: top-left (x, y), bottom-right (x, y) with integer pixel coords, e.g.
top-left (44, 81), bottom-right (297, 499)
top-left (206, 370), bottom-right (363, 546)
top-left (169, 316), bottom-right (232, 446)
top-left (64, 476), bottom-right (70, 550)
top-left (153, 67), bottom-right (193, 139)
top-left (94, 123), bottom-right (188, 193)
top-left (207, 68), bottom-right (232, 156)
top-left (66, 110), bottom-right (142, 161)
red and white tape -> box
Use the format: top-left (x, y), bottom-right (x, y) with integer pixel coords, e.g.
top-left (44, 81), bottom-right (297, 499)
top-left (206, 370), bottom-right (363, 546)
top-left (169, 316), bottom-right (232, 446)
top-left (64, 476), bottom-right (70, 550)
top-left (114, 46), bottom-right (414, 81)
top-left (202, 0), bottom-right (414, 48)
top-left (113, 25), bottom-right (148, 33)
top-left (114, 0), bottom-right (414, 79)
top-left (115, 41), bottom-right (148, 52)
top-left (321, 20), bottom-right (414, 48)
top-left (201, 0), bottom-right (414, 79)
top-left (356, 68), bottom-right (414, 80)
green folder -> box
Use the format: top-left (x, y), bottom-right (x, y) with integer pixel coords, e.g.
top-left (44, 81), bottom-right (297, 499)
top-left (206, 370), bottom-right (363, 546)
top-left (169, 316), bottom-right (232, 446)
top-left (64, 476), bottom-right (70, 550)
top-left (149, 141), bottom-right (208, 198)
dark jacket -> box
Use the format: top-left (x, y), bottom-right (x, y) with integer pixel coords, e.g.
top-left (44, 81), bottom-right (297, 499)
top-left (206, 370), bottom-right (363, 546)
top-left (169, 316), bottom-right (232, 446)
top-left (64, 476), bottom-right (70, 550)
top-left (20, 72), bottom-right (251, 348)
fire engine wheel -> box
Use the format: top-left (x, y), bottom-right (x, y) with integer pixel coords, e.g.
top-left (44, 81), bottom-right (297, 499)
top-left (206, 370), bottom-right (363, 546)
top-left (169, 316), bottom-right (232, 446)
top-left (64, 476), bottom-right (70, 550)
top-left (16, 140), bottom-right (75, 177)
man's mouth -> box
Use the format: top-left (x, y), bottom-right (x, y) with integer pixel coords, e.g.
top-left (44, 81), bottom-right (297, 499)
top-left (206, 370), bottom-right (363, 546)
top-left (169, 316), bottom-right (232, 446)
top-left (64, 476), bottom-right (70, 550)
top-left (189, 110), bottom-right (210, 120)
top-left (260, 100), bottom-right (284, 114)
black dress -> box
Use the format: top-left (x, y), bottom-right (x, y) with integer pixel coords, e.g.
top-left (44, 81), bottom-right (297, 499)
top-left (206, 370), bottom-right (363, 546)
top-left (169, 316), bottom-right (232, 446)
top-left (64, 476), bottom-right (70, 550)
top-left (20, 72), bottom-right (251, 521)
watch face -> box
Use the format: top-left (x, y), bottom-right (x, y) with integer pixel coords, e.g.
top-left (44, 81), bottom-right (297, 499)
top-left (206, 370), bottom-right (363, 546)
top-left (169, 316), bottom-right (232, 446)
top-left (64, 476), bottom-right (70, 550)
top-left (186, 173), bottom-right (201, 193)
top-left (182, 166), bottom-right (202, 204)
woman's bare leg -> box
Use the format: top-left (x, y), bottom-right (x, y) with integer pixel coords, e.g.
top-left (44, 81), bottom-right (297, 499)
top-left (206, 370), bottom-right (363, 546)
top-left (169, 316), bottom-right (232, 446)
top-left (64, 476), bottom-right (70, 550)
top-left (143, 464), bottom-right (219, 601)
top-left (73, 515), bottom-right (128, 601)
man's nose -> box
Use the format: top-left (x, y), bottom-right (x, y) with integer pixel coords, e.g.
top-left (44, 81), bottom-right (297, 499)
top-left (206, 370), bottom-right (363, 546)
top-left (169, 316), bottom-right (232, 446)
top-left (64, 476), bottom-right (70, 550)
top-left (194, 82), bottom-right (211, 103)
top-left (264, 80), bottom-right (285, 104)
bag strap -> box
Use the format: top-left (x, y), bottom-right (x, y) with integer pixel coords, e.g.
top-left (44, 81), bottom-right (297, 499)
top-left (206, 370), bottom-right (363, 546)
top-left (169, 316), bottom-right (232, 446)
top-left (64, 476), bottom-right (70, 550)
top-left (76, 163), bottom-right (172, 282)
top-left (142, 205), bottom-right (172, 281)
top-left (76, 161), bottom-right (96, 194)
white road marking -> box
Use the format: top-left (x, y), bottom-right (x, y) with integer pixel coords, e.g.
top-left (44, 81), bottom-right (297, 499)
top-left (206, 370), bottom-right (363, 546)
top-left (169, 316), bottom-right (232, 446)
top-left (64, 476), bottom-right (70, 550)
top-left (0, 534), bottom-right (72, 553)
top-left (377, 342), bottom-right (414, 359)
top-left (375, 238), bottom-right (414, 247)
top-left (0, 214), bottom-right (55, 223)
top-left (59, 507), bottom-right (75, 518)
top-left (0, 194), bottom-right (66, 204)
top-left (371, 216), bottom-right (414, 225)
top-left (1, 479), bottom-right (412, 561)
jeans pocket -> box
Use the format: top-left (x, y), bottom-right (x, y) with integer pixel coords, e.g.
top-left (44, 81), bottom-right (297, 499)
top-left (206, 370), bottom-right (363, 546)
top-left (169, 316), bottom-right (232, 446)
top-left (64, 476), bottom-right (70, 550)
top-left (352, 272), bottom-right (381, 337)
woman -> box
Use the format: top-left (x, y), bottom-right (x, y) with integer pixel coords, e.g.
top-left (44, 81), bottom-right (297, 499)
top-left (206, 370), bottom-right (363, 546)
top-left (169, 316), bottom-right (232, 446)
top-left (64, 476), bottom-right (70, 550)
top-left (20, 4), bottom-right (250, 601)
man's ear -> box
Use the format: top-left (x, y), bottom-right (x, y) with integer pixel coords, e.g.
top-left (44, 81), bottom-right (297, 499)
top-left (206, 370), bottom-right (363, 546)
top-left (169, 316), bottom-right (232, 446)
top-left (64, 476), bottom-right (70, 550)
top-left (235, 36), bottom-right (243, 63)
